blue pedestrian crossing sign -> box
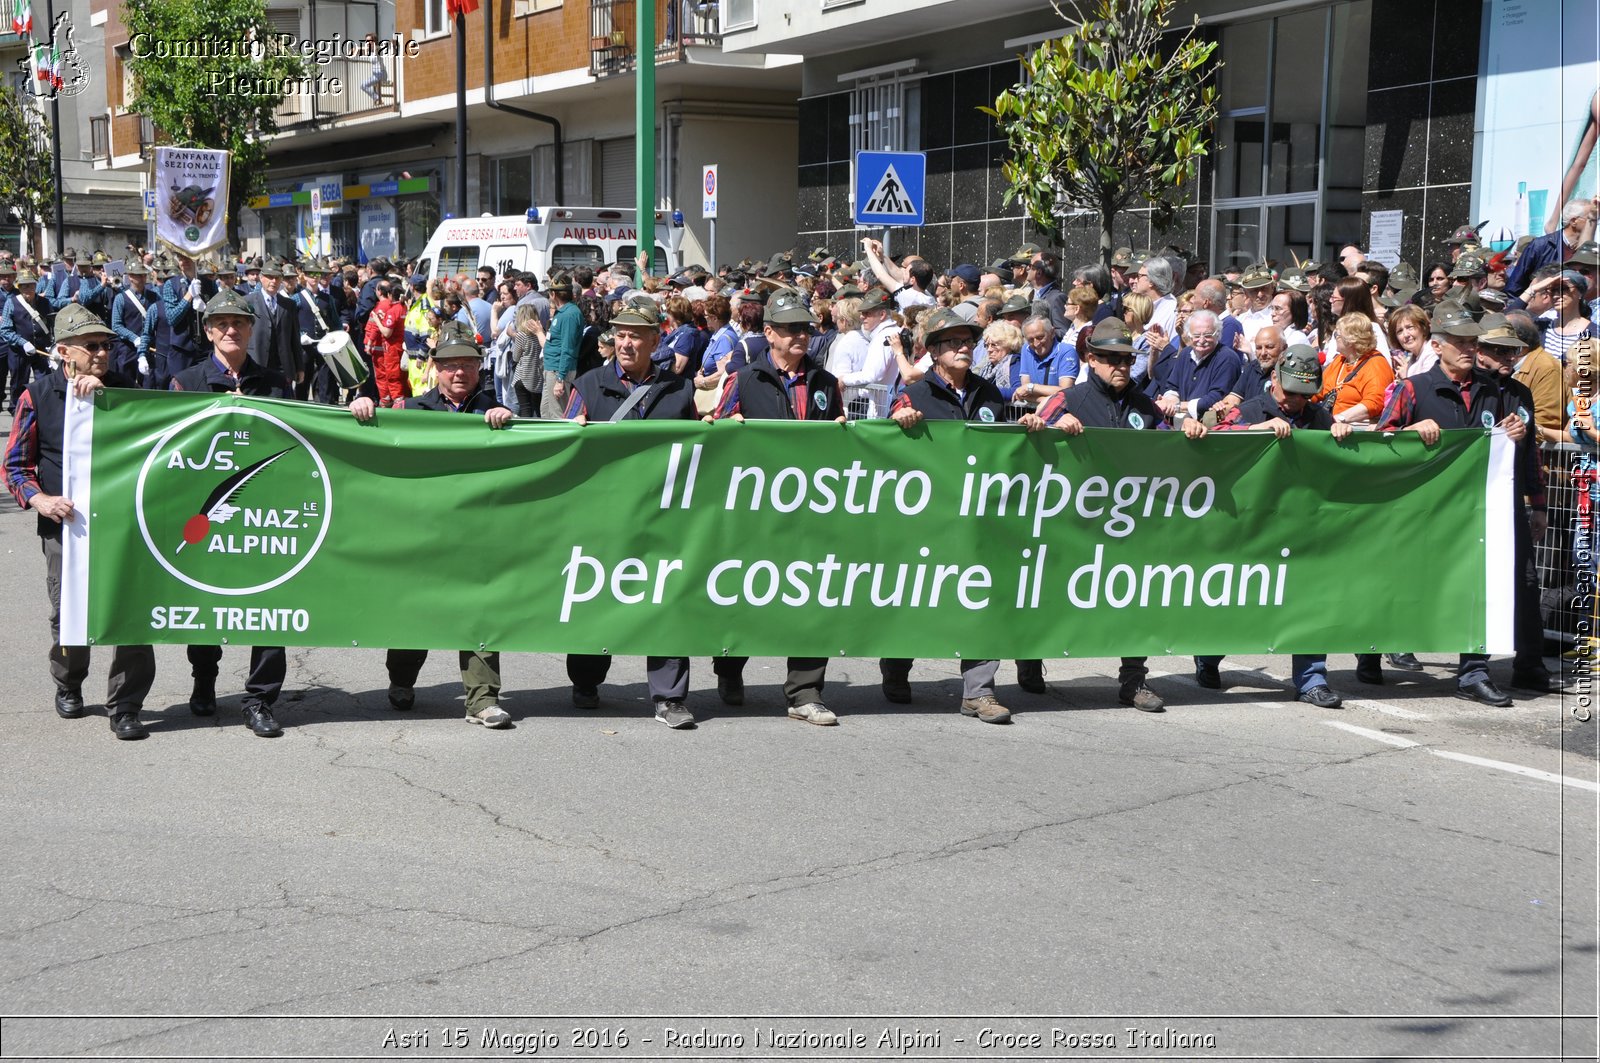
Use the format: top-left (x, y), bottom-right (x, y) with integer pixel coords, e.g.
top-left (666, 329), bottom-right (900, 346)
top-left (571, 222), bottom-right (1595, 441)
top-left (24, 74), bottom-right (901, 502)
top-left (854, 151), bottom-right (926, 226)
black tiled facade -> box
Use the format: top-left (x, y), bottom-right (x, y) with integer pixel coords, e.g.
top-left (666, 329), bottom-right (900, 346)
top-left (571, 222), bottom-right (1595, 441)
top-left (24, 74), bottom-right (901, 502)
top-left (1361, 0), bottom-right (1484, 267)
top-left (796, 0), bottom-right (1482, 274)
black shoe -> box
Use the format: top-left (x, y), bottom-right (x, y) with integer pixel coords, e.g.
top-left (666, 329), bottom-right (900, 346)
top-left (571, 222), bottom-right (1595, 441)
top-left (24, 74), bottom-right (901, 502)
top-left (1509, 670), bottom-right (1566, 694)
top-left (1016, 661), bottom-right (1047, 694)
top-left (54, 690), bottom-right (86, 719)
top-left (882, 679), bottom-right (913, 704)
top-left (387, 684), bottom-right (415, 710)
top-left (1454, 680), bottom-right (1513, 707)
top-left (1385, 653), bottom-right (1425, 672)
top-left (189, 685), bottom-right (217, 717)
top-left (717, 677), bottom-right (744, 706)
top-left (1297, 685), bottom-right (1343, 709)
top-left (1194, 663), bottom-right (1222, 689)
top-left (571, 686), bottom-right (600, 709)
top-left (1356, 667), bottom-right (1384, 685)
top-left (109, 712), bottom-right (148, 740)
top-left (243, 703), bottom-right (283, 737)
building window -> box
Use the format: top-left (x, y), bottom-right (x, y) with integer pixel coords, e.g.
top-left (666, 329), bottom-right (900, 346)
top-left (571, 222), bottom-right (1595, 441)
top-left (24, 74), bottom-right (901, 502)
top-left (494, 154), bottom-right (533, 215)
top-left (849, 73), bottom-right (921, 155)
top-left (115, 45), bottom-right (134, 113)
top-left (423, 0), bottom-right (448, 36)
top-left (534, 139), bottom-right (594, 206)
top-left (513, 0), bottom-right (562, 15)
top-left (722, 0), bottom-right (754, 31)
top-left (1210, 0), bottom-right (1370, 269)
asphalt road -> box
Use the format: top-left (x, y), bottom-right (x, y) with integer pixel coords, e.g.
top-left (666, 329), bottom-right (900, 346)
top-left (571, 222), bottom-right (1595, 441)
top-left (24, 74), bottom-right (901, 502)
top-left (0, 409), bottom-right (1596, 1063)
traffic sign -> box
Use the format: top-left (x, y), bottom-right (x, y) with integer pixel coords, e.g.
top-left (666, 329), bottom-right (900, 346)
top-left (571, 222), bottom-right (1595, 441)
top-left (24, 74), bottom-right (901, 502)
top-left (310, 188), bottom-right (322, 215)
top-left (854, 150), bottom-right (926, 226)
top-left (702, 164), bottom-right (718, 219)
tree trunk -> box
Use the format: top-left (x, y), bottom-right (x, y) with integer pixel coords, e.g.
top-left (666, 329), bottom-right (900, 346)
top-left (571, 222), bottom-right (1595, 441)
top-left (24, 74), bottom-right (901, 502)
top-left (1099, 197), bottom-right (1116, 268)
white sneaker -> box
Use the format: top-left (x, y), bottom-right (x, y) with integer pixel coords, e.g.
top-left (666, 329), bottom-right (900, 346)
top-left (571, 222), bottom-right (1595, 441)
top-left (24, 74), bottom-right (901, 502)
top-left (787, 702), bottom-right (837, 726)
top-left (466, 705), bottom-right (512, 728)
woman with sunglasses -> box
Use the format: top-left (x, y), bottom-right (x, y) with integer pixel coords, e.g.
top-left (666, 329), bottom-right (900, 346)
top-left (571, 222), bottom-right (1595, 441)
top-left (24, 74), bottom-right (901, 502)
top-left (1541, 271), bottom-right (1594, 366)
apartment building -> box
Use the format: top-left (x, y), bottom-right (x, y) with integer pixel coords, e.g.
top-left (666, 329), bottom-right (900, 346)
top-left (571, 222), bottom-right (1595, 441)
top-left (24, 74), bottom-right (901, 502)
top-left (94, 0), bottom-right (801, 268)
top-left (724, 0), bottom-right (1594, 273)
top-left (2, 0), bottom-right (143, 256)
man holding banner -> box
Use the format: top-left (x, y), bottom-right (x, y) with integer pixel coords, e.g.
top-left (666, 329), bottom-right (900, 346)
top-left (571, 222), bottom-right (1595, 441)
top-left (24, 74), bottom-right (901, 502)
top-left (563, 294), bottom-right (700, 730)
top-left (1022, 317), bottom-right (1207, 714)
top-left (882, 307), bottom-right (1018, 724)
top-left (351, 320), bottom-right (514, 728)
top-left (5, 304), bottom-right (156, 740)
top-left (711, 289), bottom-right (847, 725)
top-left (170, 289), bottom-right (294, 737)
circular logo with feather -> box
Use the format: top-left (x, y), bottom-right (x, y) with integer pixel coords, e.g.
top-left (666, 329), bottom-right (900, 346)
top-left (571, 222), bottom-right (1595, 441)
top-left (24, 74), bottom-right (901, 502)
top-left (135, 407), bottom-right (332, 595)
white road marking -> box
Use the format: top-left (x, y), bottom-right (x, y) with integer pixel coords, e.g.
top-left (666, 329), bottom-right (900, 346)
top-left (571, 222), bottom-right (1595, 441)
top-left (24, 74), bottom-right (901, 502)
top-left (1341, 697), bottom-right (1433, 721)
top-left (1325, 721), bottom-right (1420, 748)
top-left (1323, 721), bottom-right (1600, 792)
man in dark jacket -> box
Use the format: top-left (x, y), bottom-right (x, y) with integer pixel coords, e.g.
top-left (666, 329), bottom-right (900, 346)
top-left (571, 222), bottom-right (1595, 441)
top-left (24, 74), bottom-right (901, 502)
top-left (350, 320), bottom-right (515, 728)
top-left (1022, 318), bottom-right (1206, 713)
top-left (564, 295), bottom-right (699, 728)
top-left (4, 304), bottom-right (155, 739)
top-left (711, 289), bottom-right (846, 725)
top-left (883, 308), bottom-right (1019, 723)
top-left (246, 259), bottom-right (301, 385)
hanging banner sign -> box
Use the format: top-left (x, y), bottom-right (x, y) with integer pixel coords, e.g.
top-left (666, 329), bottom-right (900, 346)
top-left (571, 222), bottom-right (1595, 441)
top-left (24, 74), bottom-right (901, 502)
top-left (60, 392), bottom-right (1514, 658)
top-left (151, 146), bottom-right (231, 258)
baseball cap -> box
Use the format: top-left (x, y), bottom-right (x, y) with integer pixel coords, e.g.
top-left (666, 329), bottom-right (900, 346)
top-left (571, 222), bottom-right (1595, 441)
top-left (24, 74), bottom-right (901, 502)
top-left (945, 263), bottom-right (982, 289)
top-left (1278, 344), bottom-right (1322, 395)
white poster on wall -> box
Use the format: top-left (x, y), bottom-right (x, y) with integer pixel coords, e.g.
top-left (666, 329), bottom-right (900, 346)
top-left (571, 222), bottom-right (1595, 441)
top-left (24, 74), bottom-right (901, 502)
top-left (1473, 0), bottom-right (1600, 249)
top-left (1368, 210), bottom-right (1403, 267)
top-left (359, 200), bottom-right (398, 260)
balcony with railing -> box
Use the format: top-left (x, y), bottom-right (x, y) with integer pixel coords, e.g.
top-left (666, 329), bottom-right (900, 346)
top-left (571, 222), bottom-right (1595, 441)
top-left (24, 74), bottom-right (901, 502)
top-left (0, 0), bottom-right (28, 46)
top-left (589, 0), bottom-right (721, 78)
top-left (273, 55), bottom-right (397, 127)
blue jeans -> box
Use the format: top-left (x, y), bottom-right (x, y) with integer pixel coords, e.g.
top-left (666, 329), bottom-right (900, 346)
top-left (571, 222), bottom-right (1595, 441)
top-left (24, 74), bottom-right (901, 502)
top-left (1196, 654), bottom-right (1329, 694)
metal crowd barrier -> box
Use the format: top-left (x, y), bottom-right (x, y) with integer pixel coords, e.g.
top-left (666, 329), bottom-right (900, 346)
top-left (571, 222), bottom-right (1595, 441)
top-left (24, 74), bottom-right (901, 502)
top-left (1537, 440), bottom-right (1592, 648)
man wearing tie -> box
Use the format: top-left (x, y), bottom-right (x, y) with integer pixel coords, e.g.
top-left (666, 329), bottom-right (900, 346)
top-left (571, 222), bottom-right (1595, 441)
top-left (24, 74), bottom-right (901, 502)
top-left (245, 258), bottom-right (302, 385)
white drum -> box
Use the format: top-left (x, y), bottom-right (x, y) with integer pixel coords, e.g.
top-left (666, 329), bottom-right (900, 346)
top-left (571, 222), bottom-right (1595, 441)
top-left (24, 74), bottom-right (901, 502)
top-left (316, 329), bottom-right (369, 389)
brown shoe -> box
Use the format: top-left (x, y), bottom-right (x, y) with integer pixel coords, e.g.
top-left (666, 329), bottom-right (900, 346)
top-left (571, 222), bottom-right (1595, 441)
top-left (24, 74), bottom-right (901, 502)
top-left (959, 696), bottom-right (1012, 724)
top-left (1118, 682), bottom-right (1165, 713)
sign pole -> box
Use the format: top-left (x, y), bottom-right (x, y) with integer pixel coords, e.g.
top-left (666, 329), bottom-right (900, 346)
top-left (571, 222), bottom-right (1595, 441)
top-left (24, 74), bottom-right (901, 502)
top-left (701, 163), bottom-right (718, 272)
top-left (636, 2), bottom-right (656, 274)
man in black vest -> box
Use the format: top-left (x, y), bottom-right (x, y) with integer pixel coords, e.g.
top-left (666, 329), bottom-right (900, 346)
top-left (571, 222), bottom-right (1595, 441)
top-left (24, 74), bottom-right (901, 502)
top-left (161, 253), bottom-right (207, 377)
top-left (882, 308), bottom-right (1020, 723)
top-left (4, 304), bottom-right (156, 739)
top-left (1021, 318), bottom-right (1207, 713)
top-left (1377, 302), bottom-right (1532, 706)
top-left (171, 289), bottom-right (294, 737)
top-left (350, 321), bottom-right (515, 728)
top-left (563, 293), bottom-right (699, 728)
top-left (2, 271), bottom-right (52, 413)
top-left (110, 261), bottom-right (160, 384)
top-left (710, 289), bottom-right (847, 725)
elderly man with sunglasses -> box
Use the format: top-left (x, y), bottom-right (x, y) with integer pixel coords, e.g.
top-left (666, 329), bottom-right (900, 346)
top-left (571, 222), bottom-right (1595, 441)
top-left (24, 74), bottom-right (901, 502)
top-left (5, 304), bottom-right (156, 740)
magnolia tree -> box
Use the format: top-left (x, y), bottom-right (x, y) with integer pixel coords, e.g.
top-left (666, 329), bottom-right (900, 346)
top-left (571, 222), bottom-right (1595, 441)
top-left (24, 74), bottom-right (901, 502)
top-left (986, 0), bottom-right (1220, 264)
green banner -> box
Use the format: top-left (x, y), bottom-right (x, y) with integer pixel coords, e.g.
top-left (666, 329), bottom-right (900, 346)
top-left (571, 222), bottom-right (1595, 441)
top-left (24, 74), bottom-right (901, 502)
top-left (62, 391), bottom-right (1515, 658)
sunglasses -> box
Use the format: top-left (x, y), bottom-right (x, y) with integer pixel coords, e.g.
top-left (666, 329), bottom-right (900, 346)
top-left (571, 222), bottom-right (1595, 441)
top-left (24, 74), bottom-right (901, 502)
top-left (74, 340), bottom-right (113, 354)
top-left (1095, 353), bottom-right (1136, 366)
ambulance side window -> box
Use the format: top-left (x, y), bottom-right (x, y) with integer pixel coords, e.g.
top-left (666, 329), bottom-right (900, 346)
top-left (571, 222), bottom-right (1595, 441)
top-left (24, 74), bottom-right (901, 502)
top-left (550, 244), bottom-right (604, 272)
top-left (617, 245), bottom-right (670, 276)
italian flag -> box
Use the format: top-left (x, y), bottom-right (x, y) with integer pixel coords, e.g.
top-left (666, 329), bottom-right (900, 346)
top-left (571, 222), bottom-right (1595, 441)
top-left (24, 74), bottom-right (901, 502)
top-left (31, 42), bottom-right (60, 89)
top-left (11, 7), bottom-right (30, 36)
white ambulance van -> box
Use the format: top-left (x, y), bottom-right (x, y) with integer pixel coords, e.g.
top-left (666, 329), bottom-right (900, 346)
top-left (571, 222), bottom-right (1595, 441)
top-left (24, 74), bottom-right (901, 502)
top-left (415, 206), bottom-right (684, 283)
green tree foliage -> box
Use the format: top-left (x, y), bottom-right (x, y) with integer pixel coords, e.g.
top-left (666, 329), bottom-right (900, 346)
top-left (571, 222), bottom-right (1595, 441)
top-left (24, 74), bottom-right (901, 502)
top-left (985, 0), bottom-right (1220, 263)
top-left (0, 83), bottom-right (53, 244)
top-left (123, 0), bottom-right (306, 243)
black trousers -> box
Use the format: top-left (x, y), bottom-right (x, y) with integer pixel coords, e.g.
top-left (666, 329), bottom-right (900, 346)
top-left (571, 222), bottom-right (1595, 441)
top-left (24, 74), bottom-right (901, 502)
top-left (568, 654), bottom-right (690, 701)
top-left (713, 656), bottom-right (828, 706)
top-left (187, 645), bottom-right (286, 707)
